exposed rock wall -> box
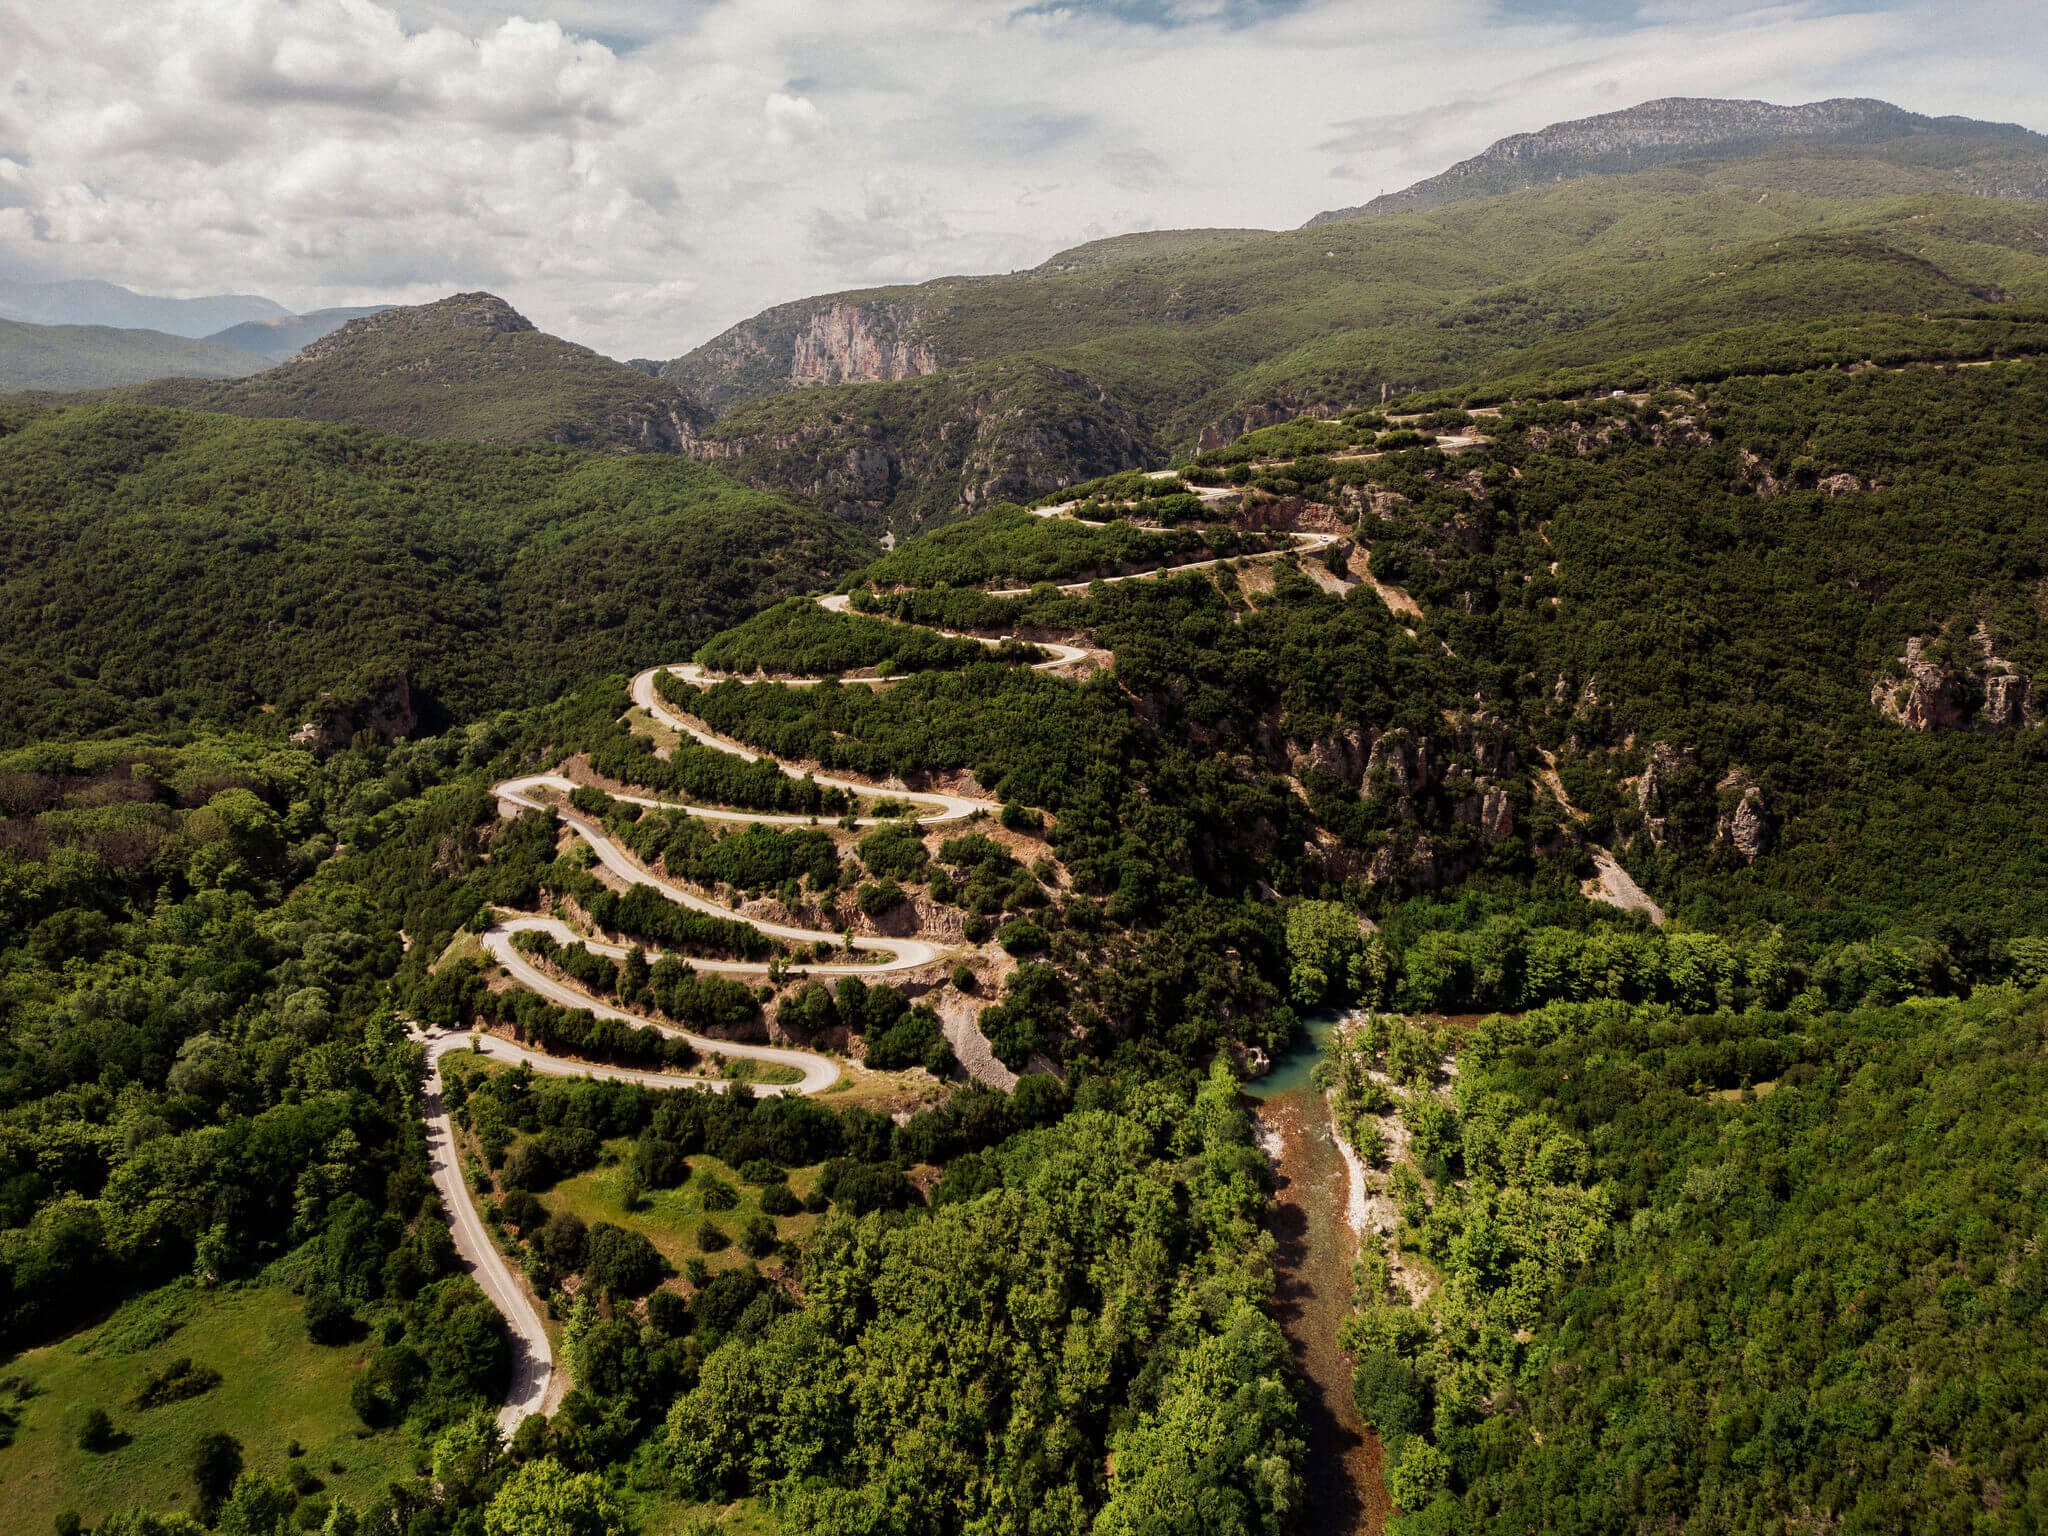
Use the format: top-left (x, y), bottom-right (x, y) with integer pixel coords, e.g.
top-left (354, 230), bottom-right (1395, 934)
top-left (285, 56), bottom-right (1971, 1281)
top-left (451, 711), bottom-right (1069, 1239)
top-left (663, 296), bottom-right (940, 413)
top-left (1872, 625), bottom-right (2041, 732)
top-left (789, 302), bottom-right (935, 388)
top-left (291, 668), bottom-right (417, 753)
top-left (1287, 715), bottom-right (1522, 890)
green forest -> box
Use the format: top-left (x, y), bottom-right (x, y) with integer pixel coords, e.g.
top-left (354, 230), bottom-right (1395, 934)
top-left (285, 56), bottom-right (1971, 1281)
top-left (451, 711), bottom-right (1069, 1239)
top-left (0, 404), bottom-right (869, 745)
top-left (4, 133), bottom-right (2048, 1536)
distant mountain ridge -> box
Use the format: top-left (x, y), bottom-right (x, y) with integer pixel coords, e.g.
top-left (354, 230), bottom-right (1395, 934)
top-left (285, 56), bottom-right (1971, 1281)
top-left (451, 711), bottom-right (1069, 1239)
top-left (118, 292), bottom-right (712, 453)
top-left (1307, 97), bottom-right (2048, 224)
top-left (0, 317), bottom-right (266, 393)
top-left (0, 281), bottom-right (399, 389)
top-left (0, 279), bottom-right (290, 337)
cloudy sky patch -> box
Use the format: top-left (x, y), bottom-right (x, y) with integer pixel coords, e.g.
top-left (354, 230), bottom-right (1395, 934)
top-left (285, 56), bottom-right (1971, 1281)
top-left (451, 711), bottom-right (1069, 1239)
top-left (0, 0), bottom-right (2040, 357)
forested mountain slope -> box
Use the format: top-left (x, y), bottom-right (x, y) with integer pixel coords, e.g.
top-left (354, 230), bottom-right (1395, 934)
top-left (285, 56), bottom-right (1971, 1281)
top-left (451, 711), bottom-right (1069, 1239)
top-left (670, 165), bottom-right (2048, 530)
top-left (3, 350), bottom-right (2046, 1534)
top-left (114, 294), bottom-right (713, 453)
top-left (0, 403), bottom-right (870, 744)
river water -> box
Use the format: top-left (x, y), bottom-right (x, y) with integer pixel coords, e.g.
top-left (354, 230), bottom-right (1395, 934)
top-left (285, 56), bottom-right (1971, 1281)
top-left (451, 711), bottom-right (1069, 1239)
top-left (1250, 1015), bottom-right (1388, 1535)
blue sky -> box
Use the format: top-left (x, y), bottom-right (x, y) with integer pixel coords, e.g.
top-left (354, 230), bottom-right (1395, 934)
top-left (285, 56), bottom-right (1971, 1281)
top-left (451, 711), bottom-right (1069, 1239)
top-left (1, 0), bottom-right (2041, 355)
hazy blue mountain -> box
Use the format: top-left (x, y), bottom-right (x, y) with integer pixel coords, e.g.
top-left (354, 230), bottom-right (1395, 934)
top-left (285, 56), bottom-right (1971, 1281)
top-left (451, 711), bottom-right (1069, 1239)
top-left (0, 317), bottom-right (266, 392)
top-left (0, 278), bottom-right (291, 337)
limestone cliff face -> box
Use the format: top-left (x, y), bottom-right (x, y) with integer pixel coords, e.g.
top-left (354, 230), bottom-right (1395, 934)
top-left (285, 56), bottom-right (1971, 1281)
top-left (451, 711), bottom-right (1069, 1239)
top-left (789, 302), bottom-right (935, 388)
top-left (1285, 714), bottom-right (1523, 890)
top-left (663, 296), bottom-right (941, 414)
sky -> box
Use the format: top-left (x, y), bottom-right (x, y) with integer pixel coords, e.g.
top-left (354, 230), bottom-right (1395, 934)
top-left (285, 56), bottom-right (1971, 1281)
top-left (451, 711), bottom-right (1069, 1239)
top-left (1, 0), bottom-right (2043, 359)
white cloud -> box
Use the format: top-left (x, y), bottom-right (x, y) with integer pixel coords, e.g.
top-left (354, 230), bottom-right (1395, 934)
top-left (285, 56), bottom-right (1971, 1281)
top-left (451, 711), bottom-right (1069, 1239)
top-left (765, 91), bottom-right (825, 146)
top-left (0, 0), bottom-right (2041, 356)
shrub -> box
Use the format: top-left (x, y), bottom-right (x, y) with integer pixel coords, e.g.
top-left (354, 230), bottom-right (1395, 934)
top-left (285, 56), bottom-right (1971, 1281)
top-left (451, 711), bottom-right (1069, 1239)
top-left (758, 1183), bottom-right (801, 1217)
top-left (997, 919), bottom-right (1049, 956)
top-left (1351, 1350), bottom-right (1431, 1444)
top-left (951, 963), bottom-right (976, 993)
top-left (500, 1190), bottom-right (547, 1231)
top-left (75, 1406), bottom-right (116, 1452)
top-left (582, 1224), bottom-right (666, 1299)
top-left (690, 1267), bottom-right (767, 1339)
top-left (817, 1159), bottom-right (913, 1215)
top-left (302, 1287), bottom-right (359, 1346)
top-left (696, 1221), bottom-right (729, 1254)
top-left (536, 1212), bottom-right (588, 1275)
top-left (857, 879), bottom-right (906, 917)
top-left (646, 1289), bottom-right (691, 1338)
top-left (499, 1141), bottom-right (556, 1193)
top-left (864, 1007), bottom-right (946, 1072)
top-left (738, 1217), bottom-right (779, 1260)
top-left (189, 1431), bottom-right (243, 1522)
top-left (131, 1357), bottom-right (221, 1409)
top-left (697, 1175), bottom-right (739, 1212)
top-left (856, 821), bottom-right (930, 881)
top-left (634, 1136), bottom-right (692, 1190)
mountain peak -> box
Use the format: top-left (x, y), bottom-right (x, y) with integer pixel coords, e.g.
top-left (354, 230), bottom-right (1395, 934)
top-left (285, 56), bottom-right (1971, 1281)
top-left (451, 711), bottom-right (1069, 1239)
top-left (123, 291), bottom-right (710, 453)
top-left (292, 291), bottom-right (536, 365)
top-left (1307, 95), bottom-right (2048, 225)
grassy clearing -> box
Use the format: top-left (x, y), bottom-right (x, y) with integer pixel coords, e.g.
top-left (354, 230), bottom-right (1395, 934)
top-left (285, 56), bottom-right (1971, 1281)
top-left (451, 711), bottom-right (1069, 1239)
top-left (0, 1282), bottom-right (412, 1532)
top-left (626, 1490), bottom-right (784, 1534)
top-left (537, 1144), bottom-right (821, 1278)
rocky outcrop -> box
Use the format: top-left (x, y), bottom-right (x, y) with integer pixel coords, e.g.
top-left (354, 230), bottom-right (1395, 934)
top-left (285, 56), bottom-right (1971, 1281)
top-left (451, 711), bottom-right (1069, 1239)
top-left (1733, 450), bottom-right (1782, 497)
top-left (1196, 402), bottom-right (1330, 454)
top-left (662, 295), bottom-right (941, 414)
top-left (1290, 715), bottom-right (1521, 888)
top-left (1984, 671), bottom-right (2035, 730)
top-left (1872, 624), bottom-right (2041, 731)
top-left (1627, 742), bottom-right (1703, 847)
top-left (1715, 771), bottom-right (1770, 863)
top-left (291, 668), bottom-right (417, 753)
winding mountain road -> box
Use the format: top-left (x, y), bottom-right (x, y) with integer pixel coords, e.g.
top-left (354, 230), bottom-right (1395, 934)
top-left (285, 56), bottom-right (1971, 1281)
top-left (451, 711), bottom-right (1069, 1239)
top-left (493, 777), bottom-right (949, 972)
top-left (438, 500), bottom-right (1342, 1431)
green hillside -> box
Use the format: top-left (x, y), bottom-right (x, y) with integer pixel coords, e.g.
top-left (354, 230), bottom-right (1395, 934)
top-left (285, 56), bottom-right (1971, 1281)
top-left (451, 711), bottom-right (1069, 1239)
top-left (117, 293), bottom-right (714, 454)
top-left (0, 403), bottom-right (871, 744)
top-left (680, 173), bottom-right (2048, 530)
